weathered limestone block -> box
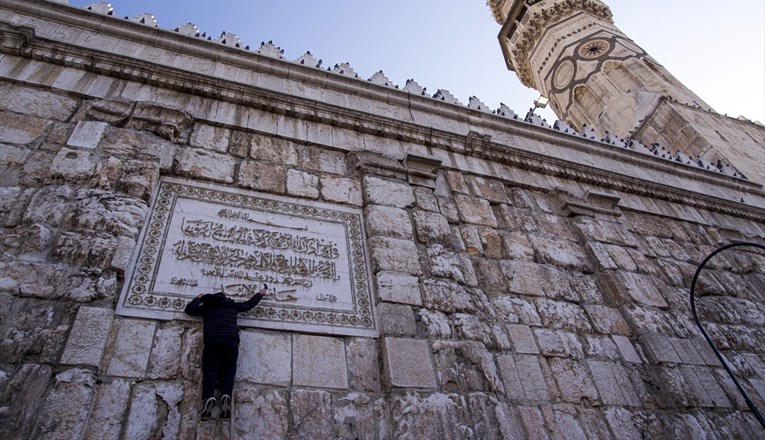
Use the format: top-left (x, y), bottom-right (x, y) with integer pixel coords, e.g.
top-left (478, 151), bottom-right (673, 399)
top-left (535, 298), bottom-right (593, 333)
top-left (363, 176), bottom-right (415, 208)
top-left (286, 169), bottom-right (319, 199)
top-left (460, 225), bottom-right (483, 255)
top-left (451, 313), bottom-right (493, 346)
top-left (505, 323), bottom-right (540, 354)
top-left (588, 360), bottom-right (642, 406)
top-left (0, 144), bottom-right (30, 184)
top-left (293, 334), bottom-right (348, 389)
top-left (444, 170), bottom-right (470, 194)
top-left (367, 237), bottom-right (422, 275)
top-left (496, 205), bottom-right (538, 232)
top-left (436, 195), bottom-right (461, 223)
top-left (497, 354), bottom-right (552, 401)
top-left (67, 121), bottom-right (108, 150)
top-left (532, 235), bottom-right (594, 272)
top-left (290, 389), bottom-right (335, 439)
top-left (117, 159), bottom-right (160, 201)
top-left (0, 363), bottom-right (52, 439)
top-left (34, 368), bottom-right (95, 440)
top-left (493, 296), bottom-right (542, 326)
top-left (0, 299), bottom-right (69, 363)
top-left (433, 340), bottom-right (505, 393)
top-left (0, 110), bottom-right (49, 145)
top-left (421, 278), bottom-right (485, 315)
top-left (19, 150), bottom-right (56, 186)
top-left (578, 407), bottom-right (618, 439)
top-left (298, 145), bottom-right (346, 175)
top-left (0, 261), bottom-right (116, 302)
top-left (110, 236), bottom-right (137, 273)
top-left (238, 330), bottom-right (291, 386)
top-left (388, 392), bottom-right (471, 439)
top-left (233, 387), bottom-right (289, 440)
top-left (454, 195), bottom-right (498, 227)
top-left (413, 186), bottom-right (439, 212)
top-left (574, 217), bottom-right (639, 247)
top-left (467, 175), bottom-right (510, 204)
top-left (376, 272), bottom-right (421, 306)
top-left (76, 99), bottom-right (133, 124)
top-left (680, 365), bottom-right (731, 408)
top-left (517, 406), bottom-right (551, 440)
top-left (82, 379), bottom-right (132, 440)
top-left (125, 382), bottom-right (184, 440)
top-left (540, 404), bottom-right (590, 440)
top-left (334, 392), bottom-right (381, 440)
top-left (501, 231), bottom-right (535, 261)
top-left (364, 205), bottom-right (413, 239)
top-left (549, 358), bottom-right (599, 404)
top-left (249, 134), bottom-right (298, 165)
top-left (127, 102), bottom-right (193, 143)
top-left (584, 335), bottom-right (621, 360)
top-left (466, 393), bottom-right (526, 439)
top-left (383, 337), bottom-right (437, 389)
top-left (175, 147), bottom-right (236, 184)
top-left (22, 185), bottom-right (73, 228)
top-left (380, 302), bottom-right (416, 336)
top-left (346, 338), bottom-right (381, 392)
top-left (50, 147), bottom-right (98, 181)
top-left (601, 271), bottom-right (669, 308)
top-left (0, 83), bottom-right (80, 121)
top-left (411, 211), bottom-right (451, 244)
top-left (321, 177), bottom-right (362, 206)
top-left (61, 306), bottom-right (114, 367)
top-left (64, 190), bottom-right (148, 238)
top-left (418, 309), bottom-right (453, 338)
top-left (426, 244), bottom-right (478, 285)
top-left (475, 259), bottom-right (506, 294)
top-left (500, 260), bottom-right (575, 300)
top-left (180, 328), bottom-right (203, 382)
top-left (147, 325), bottom-right (184, 380)
top-left (534, 329), bottom-right (585, 358)
top-left (238, 159), bottom-right (286, 193)
top-left (101, 127), bottom-right (176, 170)
top-left (52, 231), bottom-right (118, 268)
top-left (107, 318), bottom-right (157, 378)
top-left (584, 304), bottom-right (631, 335)
top-left (612, 335), bottom-right (643, 363)
top-left (190, 123), bottom-right (230, 153)
top-left (227, 130), bottom-right (251, 158)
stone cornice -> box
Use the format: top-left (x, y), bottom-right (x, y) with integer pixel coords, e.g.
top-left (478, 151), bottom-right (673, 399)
top-left (500, 0), bottom-right (612, 88)
top-left (0, 4), bottom-right (763, 223)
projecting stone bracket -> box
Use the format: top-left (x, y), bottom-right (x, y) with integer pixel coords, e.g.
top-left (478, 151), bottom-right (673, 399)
top-left (0, 22), bottom-right (35, 55)
top-left (404, 154), bottom-right (442, 189)
top-left (465, 131), bottom-right (492, 158)
top-left (561, 189), bottom-right (622, 217)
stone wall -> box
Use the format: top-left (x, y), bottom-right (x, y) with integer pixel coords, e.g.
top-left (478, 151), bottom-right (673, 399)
top-left (1, 1), bottom-right (765, 439)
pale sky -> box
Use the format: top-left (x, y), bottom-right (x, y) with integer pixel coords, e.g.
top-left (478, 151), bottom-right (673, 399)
top-left (68, 0), bottom-right (765, 126)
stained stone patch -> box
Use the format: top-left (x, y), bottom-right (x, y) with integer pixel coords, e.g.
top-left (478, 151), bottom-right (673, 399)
top-left (549, 358), bottom-right (599, 403)
top-left (500, 260), bottom-right (575, 300)
top-left (82, 379), bottom-right (132, 440)
top-left (506, 324), bottom-right (540, 354)
top-left (376, 272), bottom-right (421, 306)
top-left (61, 306), bottom-right (114, 367)
top-left (124, 382), bottom-right (183, 440)
top-left (346, 338), bottom-right (381, 392)
top-left (584, 304), bottom-right (631, 335)
top-left (238, 330), bottom-right (292, 386)
top-left (238, 159), bottom-right (287, 193)
top-left (534, 329), bottom-right (584, 359)
top-left (174, 147), bottom-right (237, 184)
top-left (286, 169), bottom-right (319, 199)
top-left (0, 111), bottom-right (49, 145)
top-left (412, 211), bottom-right (451, 244)
top-left (364, 205), bottom-right (413, 239)
top-left (190, 123), bottom-right (230, 153)
top-left (233, 387), bottom-right (289, 440)
top-left (67, 121), bottom-right (108, 150)
top-left (426, 244), bottom-right (478, 285)
top-left (290, 389), bottom-right (335, 439)
top-left (383, 337), bottom-right (437, 389)
top-left (379, 303), bottom-right (417, 336)
top-left (532, 235), bottom-right (593, 272)
top-left (363, 175), bottom-right (415, 208)
top-left (368, 237), bottom-right (422, 275)
top-left (107, 318), bottom-right (157, 378)
top-left (293, 334), bottom-right (348, 389)
top-left (34, 369), bottom-right (96, 439)
top-left (497, 354), bottom-right (551, 401)
top-left (22, 185), bottom-right (73, 227)
top-left (146, 325), bottom-right (184, 380)
top-left (321, 177), bottom-right (362, 206)
top-left (535, 298), bottom-right (593, 333)
top-left (602, 271), bottom-right (669, 308)
top-left (454, 195), bottom-right (498, 227)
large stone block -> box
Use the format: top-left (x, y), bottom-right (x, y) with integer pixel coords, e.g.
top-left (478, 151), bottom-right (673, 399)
top-left (0, 261), bottom-right (116, 302)
top-left (0, 363), bottom-right (52, 439)
top-left (363, 175), bottom-right (415, 208)
top-left (82, 379), bottom-right (132, 440)
top-left (107, 318), bottom-right (157, 378)
top-left (500, 260), bottom-right (575, 300)
top-left (426, 244), bottom-right (478, 286)
top-left (147, 325), bottom-right (184, 380)
top-left (412, 211), bottom-right (451, 244)
top-left (376, 272), bottom-right (421, 306)
top-left (505, 324), bottom-right (540, 354)
top-left (612, 335), bottom-right (643, 363)
top-left (584, 304), bottom-right (631, 335)
top-left (22, 185), bottom-right (73, 228)
top-left (52, 231), bottom-right (118, 268)
top-left (286, 168), bottom-right (319, 199)
top-left (0, 110), bottom-right (49, 145)
top-left (49, 147), bottom-right (98, 181)
top-left (532, 235), bottom-right (594, 272)
top-left (383, 337), bottom-right (437, 389)
top-left (535, 298), bottom-right (593, 333)
top-left (34, 368), bottom-right (96, 440)
top-left (124, 382), bottom-right (184, 439)
top-left (379, 302), bottom-right (417, 336)
top-left (454, 195), bottom-right (498, 227)
top-left (232, 387), bottom-right (289, 439)
top-left (61, 306), bottom-right (114, 367)
top-left (321, 176), bottom-right (362, 206)
top-left (364, 204), bottom-right (413, 239)
top-left (190, 123), bottom-right (230, 153)
top-left (289, 389), bottom-right (335, 439)
top-left (293, 334), bottom-right (348, 389)
top-left (174, 147), bottom-right (236, 184)
top-left (67, 121), bottom-right (108, 150)
top-left (601, 271), bottom-right (669, 308)
top-left (238, 159), bottom-right (286, 193)
top-left (493, 296), bottom-right (542, 326)
top-left (346, 338), bottom-right (381, 392)
top-left (65, 189), bottom-right (148, 238)
top-left (549, 358), bottom-right (599, 404)
top-left (588, 360), bottom-right (641, 406)
top-left (467, 175), bottom-right (510, 204)
top-left (298, 145), bottom-right (346, 175)
top-left (418, 309), bottom-right (453, 338)
top-left (413, 186), bottom-right (439, 212)
top-left (238, 330), bottom-right (292, 386)
top-left (368, 237), bottom-right (422, 275)
top-left (0, 82), bottom-right (79, 121)
top-left (497, 354), bottom-right (551, 401)
top-left (639, 333), bottom-right (681, 364)
top-left (534, 329), bottom-right (584, 359)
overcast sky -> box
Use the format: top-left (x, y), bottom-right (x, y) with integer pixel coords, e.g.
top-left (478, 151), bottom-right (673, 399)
top-left (68, 0), bottom-right (765, 126)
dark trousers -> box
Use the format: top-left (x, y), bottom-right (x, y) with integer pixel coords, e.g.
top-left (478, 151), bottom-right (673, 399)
top-left (201, 339), bottom-right (239, 401)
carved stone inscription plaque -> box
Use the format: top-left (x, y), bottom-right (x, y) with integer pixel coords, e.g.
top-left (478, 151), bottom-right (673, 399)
top-left (117, 177), bottom-right (378, 337)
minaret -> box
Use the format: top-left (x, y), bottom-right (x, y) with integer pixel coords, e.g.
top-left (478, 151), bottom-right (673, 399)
top-left (489, 0), bottom-right (765, 185)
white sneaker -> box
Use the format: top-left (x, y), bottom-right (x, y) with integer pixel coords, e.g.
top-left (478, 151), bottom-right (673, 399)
top-left (201, 397), bottom-right (216, 421)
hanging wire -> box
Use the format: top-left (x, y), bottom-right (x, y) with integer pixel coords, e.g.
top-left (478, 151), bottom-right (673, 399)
top-left (689, 241), bottom-right (765, 429)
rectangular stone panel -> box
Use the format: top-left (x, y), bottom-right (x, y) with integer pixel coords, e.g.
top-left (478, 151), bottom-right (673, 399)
top-left (117, 177), bottom-right (378, 337)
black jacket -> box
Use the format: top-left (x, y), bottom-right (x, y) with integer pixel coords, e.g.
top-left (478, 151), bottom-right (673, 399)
top-left (184, 292), bottom-right (263, 344)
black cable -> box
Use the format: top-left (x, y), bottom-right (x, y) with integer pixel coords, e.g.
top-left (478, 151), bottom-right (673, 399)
top-left (689, 241), bottom-right (765, 429)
